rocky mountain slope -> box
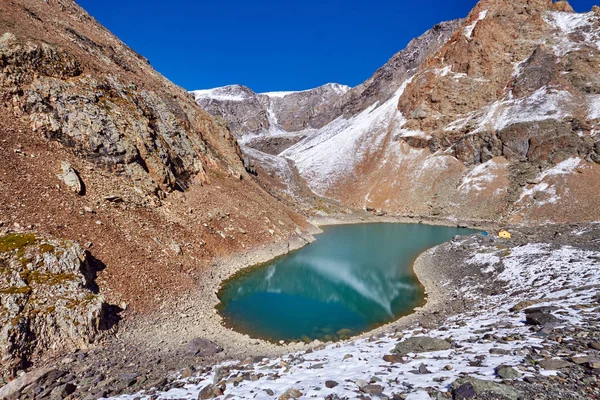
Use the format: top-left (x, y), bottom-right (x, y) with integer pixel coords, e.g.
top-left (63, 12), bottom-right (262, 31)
top-left (192, 19), bottom-right (463, 212)
top-left (192, 83), bottom-right (351, 139)
top-left (195, 0), bottom-right (600, 225)
top-left (193, 20), bottom-right (461, 145)
top-left (0, 0), bottom-right (311, 380)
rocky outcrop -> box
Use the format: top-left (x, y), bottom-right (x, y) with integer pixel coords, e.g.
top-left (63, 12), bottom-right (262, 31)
top-left (397, 0), bottom-right (600, 166)
top-left (192, 85), bottom-right (271, 137)
top-left (1, 31), bottom-right (225, 197)
top-left (264, 83), bottom-right (350, 132)
top-left (0, 0), bottom-right (252, 200)
top-left (451, 377), bottom-right (520, 400)
top-left (0, 232), bottom-right (116, 378)
top-left (392, 336), bottom-right (452, 355)
top-left (340, 19), bottom-right (463, 117)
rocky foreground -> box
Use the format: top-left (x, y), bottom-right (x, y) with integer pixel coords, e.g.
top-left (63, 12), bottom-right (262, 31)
top-left (0, 232), bottom-right (118, 379)
top-left (2, 223), bottom-right (596, 399)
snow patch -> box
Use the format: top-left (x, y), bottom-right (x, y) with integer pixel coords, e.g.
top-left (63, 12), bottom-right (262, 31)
top-left (517, 158), bottom-right (583, 205)
top-left (587, 94), bottom-right (600, 120)
top-left (463, 10), bottom-right (488, 38)
top-left (539, 157), bottom-right (582, 178)
top-left (543, 11), bottom-right (600, 56)
top-left (190, 86), bottom-right (250, 102)
top-left (474, 87), bottom-right (573, 133)
top-left (261, 83), bottom-right (351, 98)
top-left (545, 11), bottom-right (594, 34)
top-left (281, 78), bottom-right (414, 195)
top-left (457, 159), bottom-right (503, 192)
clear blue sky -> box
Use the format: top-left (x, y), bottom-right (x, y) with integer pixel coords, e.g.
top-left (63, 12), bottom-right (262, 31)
top-left (77, 0), bottom-right (598, 93)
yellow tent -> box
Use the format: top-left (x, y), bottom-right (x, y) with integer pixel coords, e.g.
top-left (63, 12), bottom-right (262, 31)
top-left (498, 230), bottom-right (511, 239)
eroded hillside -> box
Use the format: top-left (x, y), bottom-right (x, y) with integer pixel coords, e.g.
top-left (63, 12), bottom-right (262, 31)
top-left (0, 0), bottom-right (309, 338)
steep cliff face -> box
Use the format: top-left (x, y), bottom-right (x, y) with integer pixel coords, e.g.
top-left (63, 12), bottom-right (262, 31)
top-left (397, 0), bottom-right (599, 167)
top-left (0, 0), bottom-right (309, 325)
top-left (0, 2), bottom-right (244, 198)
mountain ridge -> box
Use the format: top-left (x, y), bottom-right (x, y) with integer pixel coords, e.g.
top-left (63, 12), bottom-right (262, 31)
top-left (193, 1), bottom-right (600, 224)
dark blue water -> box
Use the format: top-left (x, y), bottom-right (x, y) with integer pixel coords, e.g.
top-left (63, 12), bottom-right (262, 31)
top-left (217, 223), bottom-right (478, 342)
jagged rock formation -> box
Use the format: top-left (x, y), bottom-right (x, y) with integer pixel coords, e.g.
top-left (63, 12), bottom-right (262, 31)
top-left (397, 0), bottom-right (600, 166)
top-left (340, 20), bottom-right (464, 118)
top-left (0, 232), bottom-right (116, 377)
top-left (195, 1), bottom-right (600, 224)
top-left (192, 85), bottom-right (270, 137)
top-left (0, 27), bottom-right (239, 197)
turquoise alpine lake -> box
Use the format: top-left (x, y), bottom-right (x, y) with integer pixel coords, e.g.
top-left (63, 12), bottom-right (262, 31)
top-left (217, 223), bottom-right (479, 343)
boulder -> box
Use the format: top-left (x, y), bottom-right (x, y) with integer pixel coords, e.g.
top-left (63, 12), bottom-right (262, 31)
top-left (57, 162), bottom-right (83, 195)
top-left (538, 359), bottom-right (572, 370)
top-left (451, 377), bottom-right (520, 400)
top-left (278, 388), bottom-right (302, 400)
top-left (383, 354), bottom-right (405, 363)
top-left (495, 365), bottom-right (522, 379)
top-left (186, 338), bottom-right (223, 357)
top-left (197, 384), bottom-right (223, 399)
top-left (0, 368), bottom-right (56, 399)
top-left (361, 384), bottom-right (384, 395)
top-left (525, 312), bottom-right (561, 326)
top-left (393, 336), bottom-right (452, 354)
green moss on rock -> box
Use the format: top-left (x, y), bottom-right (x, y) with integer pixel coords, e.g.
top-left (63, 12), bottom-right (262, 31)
top-left (28, 271), bottom-right (76, 286)
top-left (0, 286), bottom-right (32, 295)
top-left (37, 243), bottom-right (55, 254)
top-left (0, 233), bottom-right (37, 253)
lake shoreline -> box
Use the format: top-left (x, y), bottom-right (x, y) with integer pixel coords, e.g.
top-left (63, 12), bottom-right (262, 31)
top-left (216, 223), bottom-right (465, 344)
top-left (34, 214), bottom-right (502, 397)
top-left (109, 223), bottom-right (600, 400)
top-left (115, 214), bottom-right (490, 360)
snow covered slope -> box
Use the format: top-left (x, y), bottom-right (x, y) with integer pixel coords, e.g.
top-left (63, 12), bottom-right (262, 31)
top-left (193, 1), bottom-right (600, 224)
top-left (279, 2), bottom-right (600, 224)
top-left (191, 83), bottom-right (350, 139)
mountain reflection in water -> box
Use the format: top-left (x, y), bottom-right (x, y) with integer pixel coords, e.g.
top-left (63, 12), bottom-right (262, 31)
top-left (218, 223), bottom-right (479, 342)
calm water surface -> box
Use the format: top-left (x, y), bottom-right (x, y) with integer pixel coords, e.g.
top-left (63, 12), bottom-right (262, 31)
top-left (217, 223), bottom-right (478, 342)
